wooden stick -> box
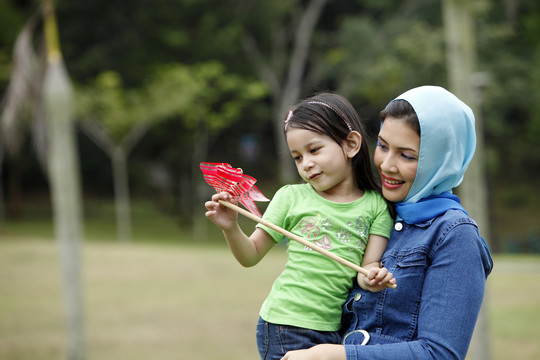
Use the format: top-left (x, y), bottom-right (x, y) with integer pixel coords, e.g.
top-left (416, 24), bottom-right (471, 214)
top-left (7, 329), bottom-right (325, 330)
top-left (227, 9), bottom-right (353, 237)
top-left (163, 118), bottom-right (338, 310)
top-left (219, 200), bottom-right (396, 289)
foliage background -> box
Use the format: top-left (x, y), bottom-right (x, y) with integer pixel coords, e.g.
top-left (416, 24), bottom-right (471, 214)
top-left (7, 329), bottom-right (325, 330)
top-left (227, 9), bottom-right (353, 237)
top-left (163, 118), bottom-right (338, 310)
top-left (0, 1), bottom-right (539, 248)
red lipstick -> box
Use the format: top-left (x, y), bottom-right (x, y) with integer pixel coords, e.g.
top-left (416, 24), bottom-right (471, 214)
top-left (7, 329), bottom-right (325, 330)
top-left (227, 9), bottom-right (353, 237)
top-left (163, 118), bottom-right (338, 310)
top-left (381, 174), bottom-right (404, 189)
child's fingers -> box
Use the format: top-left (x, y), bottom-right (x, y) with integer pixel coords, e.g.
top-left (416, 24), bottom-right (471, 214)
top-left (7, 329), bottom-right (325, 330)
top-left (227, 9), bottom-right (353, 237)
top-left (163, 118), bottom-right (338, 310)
top-left (211, 191), bottom-right (238, 204)
top-left (373, 267), bottom-right (388, 281)
top-left (211, 192), bottom-right (227, 202)
top-left (204, 200), bottom-right (220, 220)
top-left (377, 271), bottom-right (394, 285)
top-left (372, 268), bottom-right (395, 286)
top-left (367, 267), bottom-right (379, 279)
top-left (204, 200), bottom-right (217, 211)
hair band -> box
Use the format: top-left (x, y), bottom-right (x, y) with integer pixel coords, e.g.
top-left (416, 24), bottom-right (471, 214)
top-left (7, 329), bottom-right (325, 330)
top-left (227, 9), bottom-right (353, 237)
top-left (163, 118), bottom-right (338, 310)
top-left (307, 101), bottom-right (353, 132)
top-left (284, 100), bottom-right (353, 132)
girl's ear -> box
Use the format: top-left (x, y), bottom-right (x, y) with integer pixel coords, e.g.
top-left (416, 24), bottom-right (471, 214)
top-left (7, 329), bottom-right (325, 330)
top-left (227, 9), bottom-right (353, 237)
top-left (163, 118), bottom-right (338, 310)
top-left (344, 131), bottom-right (362, 158)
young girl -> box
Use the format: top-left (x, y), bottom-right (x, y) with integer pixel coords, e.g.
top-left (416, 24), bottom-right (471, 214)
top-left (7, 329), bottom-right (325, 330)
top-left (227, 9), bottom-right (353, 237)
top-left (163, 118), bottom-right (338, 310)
top-left (204, 92), bottom-right (394, 359)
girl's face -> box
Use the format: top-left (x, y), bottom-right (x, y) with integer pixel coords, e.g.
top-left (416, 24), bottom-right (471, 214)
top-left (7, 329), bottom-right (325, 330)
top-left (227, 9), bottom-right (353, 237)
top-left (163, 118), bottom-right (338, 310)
top-left (374, 116), bottom-right (420, 203)
top-left (286, 128), bottom-right (359, 201)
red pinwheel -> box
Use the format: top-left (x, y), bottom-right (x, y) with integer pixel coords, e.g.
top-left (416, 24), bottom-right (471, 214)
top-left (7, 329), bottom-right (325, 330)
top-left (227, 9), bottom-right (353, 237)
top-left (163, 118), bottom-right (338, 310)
top-left (200, 162), bottom-right (269, 217)
top-left (200, 161), bottom-right (396, 289)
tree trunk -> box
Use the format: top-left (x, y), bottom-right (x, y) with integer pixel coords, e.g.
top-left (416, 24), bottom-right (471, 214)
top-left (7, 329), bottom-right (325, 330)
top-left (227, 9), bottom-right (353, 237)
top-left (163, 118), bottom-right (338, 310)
top-left (243, 0), bottom-right (328, 184)
top-left (275, 0), bottom-right (328, 184)
top-left (443, 1), bottom-right (491, 360)
top-left (191, 122), bottom-right (209, 241)
top-left (79, 120), bottom-right (149, 243)
top-left (0, 146), bottom-right (4, 223)
top-left (43, 3), bottom-right (86, 358)
top-left (112, 146), bottom-right (132, 242)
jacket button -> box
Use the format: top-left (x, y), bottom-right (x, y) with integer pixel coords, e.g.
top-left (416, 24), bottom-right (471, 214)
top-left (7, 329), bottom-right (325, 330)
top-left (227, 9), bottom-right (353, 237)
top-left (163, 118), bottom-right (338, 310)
top-left (354, 293), bottom-right (362, 301)
top-left (394, 222), bottom-right (403, 231)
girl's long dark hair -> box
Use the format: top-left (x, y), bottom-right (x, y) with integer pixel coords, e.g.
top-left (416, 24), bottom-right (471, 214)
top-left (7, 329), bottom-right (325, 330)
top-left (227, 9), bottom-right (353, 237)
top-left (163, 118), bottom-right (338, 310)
top-left (284, 92), bottom-right (380, 192)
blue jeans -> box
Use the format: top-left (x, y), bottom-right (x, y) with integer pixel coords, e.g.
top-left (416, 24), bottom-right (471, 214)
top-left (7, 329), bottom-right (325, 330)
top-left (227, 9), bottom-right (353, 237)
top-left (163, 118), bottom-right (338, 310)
top-left (256, 317), bottom-right (341, 360)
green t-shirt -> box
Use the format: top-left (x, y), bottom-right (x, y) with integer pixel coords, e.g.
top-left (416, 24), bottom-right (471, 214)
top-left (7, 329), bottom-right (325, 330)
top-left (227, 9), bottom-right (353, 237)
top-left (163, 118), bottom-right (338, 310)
top-left (256, 184), bottom-right (393, 331)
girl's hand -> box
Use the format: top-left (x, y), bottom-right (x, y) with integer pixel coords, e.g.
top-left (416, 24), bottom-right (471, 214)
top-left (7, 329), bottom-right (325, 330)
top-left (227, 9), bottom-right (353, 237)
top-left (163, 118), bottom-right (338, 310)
top-left (204, 192), bottom-right (238, 230)
top-left (281, 344), bottom-right (346, 360)
top-left (357, 266), bottom-right (395, 292)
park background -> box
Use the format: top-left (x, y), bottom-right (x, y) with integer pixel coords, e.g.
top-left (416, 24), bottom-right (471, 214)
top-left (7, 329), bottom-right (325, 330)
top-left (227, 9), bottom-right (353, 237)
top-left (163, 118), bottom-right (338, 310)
top-left (0, 0), bottom-right (539, 359)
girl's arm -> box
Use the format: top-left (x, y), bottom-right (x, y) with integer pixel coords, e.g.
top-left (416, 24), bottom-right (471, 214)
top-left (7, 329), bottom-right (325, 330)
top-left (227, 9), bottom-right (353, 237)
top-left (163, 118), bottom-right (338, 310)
top-left (205, 192), bottom-right (275, 267)
top-left (222, 226), bottom-right (275, 267)
top-left (357, 234), bottom-right (394, 291)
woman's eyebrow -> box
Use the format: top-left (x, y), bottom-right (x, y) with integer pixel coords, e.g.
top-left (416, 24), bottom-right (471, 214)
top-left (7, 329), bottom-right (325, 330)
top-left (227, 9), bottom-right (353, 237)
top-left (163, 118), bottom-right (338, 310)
top-left (378, 135), bottom-right (418, 153)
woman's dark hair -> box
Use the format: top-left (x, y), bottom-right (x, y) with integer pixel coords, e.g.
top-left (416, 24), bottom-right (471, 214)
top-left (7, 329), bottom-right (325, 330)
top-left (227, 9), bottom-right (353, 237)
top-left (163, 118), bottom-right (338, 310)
top-left (284, 92), bottom-right (380, 192)
top-left (379, 99), bottom-right (421, 136)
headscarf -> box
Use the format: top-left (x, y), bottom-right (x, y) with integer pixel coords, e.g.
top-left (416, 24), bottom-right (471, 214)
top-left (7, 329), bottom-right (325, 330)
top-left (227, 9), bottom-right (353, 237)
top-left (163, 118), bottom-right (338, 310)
top-left (392, 86), bottom-right (477, 224)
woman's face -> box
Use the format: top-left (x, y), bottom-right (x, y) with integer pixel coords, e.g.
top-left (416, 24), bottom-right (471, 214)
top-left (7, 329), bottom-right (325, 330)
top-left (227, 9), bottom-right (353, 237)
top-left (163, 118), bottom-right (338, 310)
top-left (374, 116), bottom-right (420, 203)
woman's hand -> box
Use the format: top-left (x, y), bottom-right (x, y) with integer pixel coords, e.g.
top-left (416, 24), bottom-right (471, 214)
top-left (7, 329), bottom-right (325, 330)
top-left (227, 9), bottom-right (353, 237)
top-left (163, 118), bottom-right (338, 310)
top-left (204, 191), bottom-right (238, 230)
top-left (281, 344), bottom-right (346, 360)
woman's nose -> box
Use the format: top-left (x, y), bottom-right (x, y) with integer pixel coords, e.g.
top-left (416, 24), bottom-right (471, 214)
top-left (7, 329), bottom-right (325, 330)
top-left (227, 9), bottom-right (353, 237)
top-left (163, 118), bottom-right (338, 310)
top-left (379, 154), bottom-right (397, 173)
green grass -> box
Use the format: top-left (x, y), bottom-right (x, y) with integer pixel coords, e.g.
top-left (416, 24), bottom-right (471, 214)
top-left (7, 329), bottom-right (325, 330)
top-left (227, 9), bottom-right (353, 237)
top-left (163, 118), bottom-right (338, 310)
top-left (0, 238), bottom-right (539, 360)
top-left (483, 256), bottom-right (540, 360)
top-left (0, 238), bottom-right (287, 360)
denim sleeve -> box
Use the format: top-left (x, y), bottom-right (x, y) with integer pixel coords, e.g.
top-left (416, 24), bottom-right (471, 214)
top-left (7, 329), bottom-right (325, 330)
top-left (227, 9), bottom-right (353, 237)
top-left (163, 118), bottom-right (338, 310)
top-left (345, 220), bottom-right (492, 360)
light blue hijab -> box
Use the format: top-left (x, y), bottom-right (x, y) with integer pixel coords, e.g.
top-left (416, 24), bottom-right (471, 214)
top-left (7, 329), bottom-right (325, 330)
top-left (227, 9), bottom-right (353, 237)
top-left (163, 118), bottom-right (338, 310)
top-left (392, 86), bottom-right (477, 224)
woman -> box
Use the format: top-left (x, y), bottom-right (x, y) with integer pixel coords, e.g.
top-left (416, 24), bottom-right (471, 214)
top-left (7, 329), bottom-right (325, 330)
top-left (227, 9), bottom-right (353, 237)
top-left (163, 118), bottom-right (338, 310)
top-left (281, 85), bottom-right (493, 360)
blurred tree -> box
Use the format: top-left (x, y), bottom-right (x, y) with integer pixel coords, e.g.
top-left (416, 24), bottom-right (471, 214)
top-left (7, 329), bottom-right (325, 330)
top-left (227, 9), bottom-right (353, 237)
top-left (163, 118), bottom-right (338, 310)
top-left (0, 146), bottom-right (4, 223)
top-left (0, 12), bottom-right (43, 219)
top-left (76, 71), bottom-right (147, 243)
top-left (76, 62), bottom-right (266, 240)
top-left (479, 0), bottom-right (540, 182)
top-left (470, 0), bottom-right (540, 250)
top-left (240, 0), bottom-right (328, 183)
top-left (55, 0), bottom-right (255, 85)
top-left (325, 1), bottom-right (446, 123)
top-left (41, 1), bottom-right (86, 358)
top-left (1, 0), bottom-right (86, 358)
top-left (1, 0), bottom-right (539, 249)
top-left (0, 2), bottom-right (32, 220)
top-left (443, 2), bottom-right (491, 360)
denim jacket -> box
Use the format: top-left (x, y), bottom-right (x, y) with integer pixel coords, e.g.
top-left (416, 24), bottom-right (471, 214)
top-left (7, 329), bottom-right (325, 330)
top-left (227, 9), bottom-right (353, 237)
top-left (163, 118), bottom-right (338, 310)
top-left (341, 209), bottom-right (493, 359)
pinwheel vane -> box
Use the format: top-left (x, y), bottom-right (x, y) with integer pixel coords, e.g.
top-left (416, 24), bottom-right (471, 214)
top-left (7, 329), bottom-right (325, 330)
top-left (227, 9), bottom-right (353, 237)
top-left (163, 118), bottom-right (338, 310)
top-left (200, 162), bottom-right (396, 289)
top-left (200, 162), bottom-right (269, 216)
